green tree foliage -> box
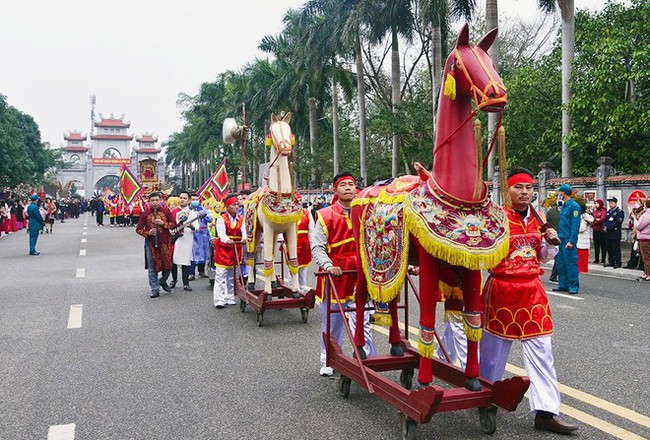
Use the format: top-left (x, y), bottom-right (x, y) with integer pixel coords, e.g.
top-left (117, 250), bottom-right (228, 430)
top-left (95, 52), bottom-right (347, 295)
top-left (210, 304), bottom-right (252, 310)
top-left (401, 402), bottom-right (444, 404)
top-left (503, 0), bottom-right (650, 175)
top-left (0, 94), bottom-right (53, 187)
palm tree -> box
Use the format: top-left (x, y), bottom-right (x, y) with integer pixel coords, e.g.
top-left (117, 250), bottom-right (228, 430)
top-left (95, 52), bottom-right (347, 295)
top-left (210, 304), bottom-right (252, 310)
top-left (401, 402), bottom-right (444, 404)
top-left (538, 0), bottom-right (574, 177)
top-left (420, 0), bottom-right (476, 163)
top-left (302, 0), bottom-right (372, 185)
top-left (367, 0), bottom-right (415, 177)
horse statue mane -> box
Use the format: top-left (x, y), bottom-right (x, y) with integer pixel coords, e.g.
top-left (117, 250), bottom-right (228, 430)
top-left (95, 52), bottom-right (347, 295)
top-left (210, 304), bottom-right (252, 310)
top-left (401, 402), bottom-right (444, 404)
top-left (244, 112), bottom-right (302, 295)
top-left (351, 24), bottom-right (510, 390)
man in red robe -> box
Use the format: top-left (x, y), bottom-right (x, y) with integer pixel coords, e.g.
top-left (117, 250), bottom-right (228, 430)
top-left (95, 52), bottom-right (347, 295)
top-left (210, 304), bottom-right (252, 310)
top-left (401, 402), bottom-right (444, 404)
top-left (479, 167), bottom-right (578, 434)
top-left (136, 192), bottom-right (175, 298)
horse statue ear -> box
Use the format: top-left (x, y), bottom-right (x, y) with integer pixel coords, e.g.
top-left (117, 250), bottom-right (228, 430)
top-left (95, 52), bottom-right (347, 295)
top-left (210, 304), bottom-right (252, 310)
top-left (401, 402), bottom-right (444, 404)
top-left (456, 23), bottom-right (470, 48)
top-left (477, 27), bottom-right (498, 52)
top-left (271, 112), bottom-right (278, 124)
top-left (282, 112), bottom-right (292, 125)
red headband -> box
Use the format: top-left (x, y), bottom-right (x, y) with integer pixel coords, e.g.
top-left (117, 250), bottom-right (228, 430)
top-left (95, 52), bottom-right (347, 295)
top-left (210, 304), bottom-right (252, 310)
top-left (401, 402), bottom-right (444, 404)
top-left (225, 196), bottom-right (238, 206)
top-left (507, 173), bottom-right (534, 187)
top-left (334, 175), bottom-right (355, 188)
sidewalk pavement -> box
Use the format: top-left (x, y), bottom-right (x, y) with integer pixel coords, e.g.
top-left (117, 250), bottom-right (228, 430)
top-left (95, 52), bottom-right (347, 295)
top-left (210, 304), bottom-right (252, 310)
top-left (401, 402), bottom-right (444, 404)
top-left (541, 261), bottom-right (645, 281)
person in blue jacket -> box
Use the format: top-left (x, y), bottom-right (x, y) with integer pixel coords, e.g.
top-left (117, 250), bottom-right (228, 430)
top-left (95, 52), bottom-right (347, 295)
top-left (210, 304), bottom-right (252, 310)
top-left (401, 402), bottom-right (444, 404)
top-left (554, 184), bottom-right (581, 294)
top-left (26, 194), bottom-right (44, 255)
top-left (603, 196), bottom-right (625, 268)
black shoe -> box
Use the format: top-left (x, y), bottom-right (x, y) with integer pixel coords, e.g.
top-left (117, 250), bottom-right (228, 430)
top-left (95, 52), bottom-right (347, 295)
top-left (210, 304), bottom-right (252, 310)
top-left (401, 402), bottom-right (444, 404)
top-left (160, 282), bottom-right (172, 293)
top-left (183, 285), bottom-right (193, 291)
top-left (603, 264), bottom-right (613, 267)
top-left (612, 264), bottom-right (621, 269)
top-left (552, 287), bottom-right (569, 292)
top-left (150, 292), bottom-right (160, 298)
top-left (29, 251), bottom-right (40, 256)
top-left (592, 260), bottom-right (599, 264)
top-left (187, 275), bottom-right (195, 281)
top-left (215, 304), bottom-right (225, 309)
top-left (169, 280), bottom-right (177, 288)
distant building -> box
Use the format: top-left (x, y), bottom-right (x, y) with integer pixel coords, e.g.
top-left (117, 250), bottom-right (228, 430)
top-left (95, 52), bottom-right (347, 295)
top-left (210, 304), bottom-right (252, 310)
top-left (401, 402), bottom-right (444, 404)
top-left (57, 114), bottom-right (164, 197)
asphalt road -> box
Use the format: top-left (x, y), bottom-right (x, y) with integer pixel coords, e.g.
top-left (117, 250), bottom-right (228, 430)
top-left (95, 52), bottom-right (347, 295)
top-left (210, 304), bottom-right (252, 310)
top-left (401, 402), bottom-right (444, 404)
top-left (1, 214), bottom-right (648, 440)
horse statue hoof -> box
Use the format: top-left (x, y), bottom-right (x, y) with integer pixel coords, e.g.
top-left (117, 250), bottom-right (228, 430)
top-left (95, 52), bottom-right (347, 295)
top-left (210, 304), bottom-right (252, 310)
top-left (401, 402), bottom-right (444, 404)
top-left (464, 377), bottom-right (482, 392)
top-left (271, 281), bottom-right (278, 289)
top-left (292, 291), bottom-right (301, 299)
top-left (266, 293), bottom-right (273, 302)
top-left (352, 348), bottom-right (367, 360)
top-left (390, 344), bottom-right (405, 357)
top-left (247, 283), bottom-right (256, 291)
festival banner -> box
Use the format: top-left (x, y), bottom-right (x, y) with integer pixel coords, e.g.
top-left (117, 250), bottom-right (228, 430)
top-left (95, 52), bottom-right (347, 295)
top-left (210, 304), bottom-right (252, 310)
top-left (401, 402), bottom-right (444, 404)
top-left (102, 188), bottom-right (116, 204)
top-left (211, 158), bottom-right (230, 200)
top-left (197, 176), bottom-right (216, 202)
top-left (119, 165), bottom-right (143, 204)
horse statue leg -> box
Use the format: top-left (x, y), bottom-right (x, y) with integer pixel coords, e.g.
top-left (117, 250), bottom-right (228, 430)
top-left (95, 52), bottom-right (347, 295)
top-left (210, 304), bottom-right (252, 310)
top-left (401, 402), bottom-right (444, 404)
top-left (246, 231), bottom-right (261, 291)
top-left (459, 268), bottom-right (483, 391)
top-left (415, 239), bottom-right (439, 386)
top-left (284, 224), bottom-right (301, 298)
top-left (261, 220), bottom-right (276, 298)
top-left (354, 264), bottom-right (369, 359)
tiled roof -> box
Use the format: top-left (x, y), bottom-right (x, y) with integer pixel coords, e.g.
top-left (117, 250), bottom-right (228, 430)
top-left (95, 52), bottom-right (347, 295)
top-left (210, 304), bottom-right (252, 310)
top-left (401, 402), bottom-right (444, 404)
top-left (95, 119), bottom-right (130, 128)
top-left (548, 175), bottom-right (650, 185)
top-left (91, 134), bottom-right (134, 140)
top-left (135, 148), bottom-right (161, 153)
top-left (136, 135), bottom-right (158, 143)
top-left (64, 132), bottom-right (87, 141)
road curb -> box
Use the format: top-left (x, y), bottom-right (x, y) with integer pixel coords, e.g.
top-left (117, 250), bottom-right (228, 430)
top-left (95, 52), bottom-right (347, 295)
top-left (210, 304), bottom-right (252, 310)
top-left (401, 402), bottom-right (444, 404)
top-left (541, 262), bottom-right (643, 281)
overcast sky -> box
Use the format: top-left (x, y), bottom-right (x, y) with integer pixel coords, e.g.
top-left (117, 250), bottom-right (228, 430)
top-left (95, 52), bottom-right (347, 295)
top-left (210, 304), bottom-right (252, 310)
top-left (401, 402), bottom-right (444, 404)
top-left (0, 0), bottom-right (608, 150)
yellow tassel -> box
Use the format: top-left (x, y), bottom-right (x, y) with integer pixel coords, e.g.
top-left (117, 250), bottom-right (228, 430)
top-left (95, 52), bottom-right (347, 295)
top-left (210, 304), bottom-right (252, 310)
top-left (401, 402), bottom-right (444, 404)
top-left (444, 310), bottom-right (464, 323)
top-left (260, 202), bottom-right (303, 224)
top-left (265, 135), bottom-right (272, 147)
top-left (438, 281), bottom-right (464, 300)
top-left (288, 264), bottom-right (299, 275)
top-left (443, 72), bottom-right (456, 100)
top-left (404, 210), bottom-right (509, 271)
top-left (262, 267), bottom-right (274, 277)
top-left (418, 338), bottom-right (435, 359)
top-left (463, 321), bottom-right (483, 342)
top-left (351, 197), bottom-right (375, 207)
top-left (373, 313), bottom-right (392, 327)
top-left (377, 190), bottom-right (406, 205)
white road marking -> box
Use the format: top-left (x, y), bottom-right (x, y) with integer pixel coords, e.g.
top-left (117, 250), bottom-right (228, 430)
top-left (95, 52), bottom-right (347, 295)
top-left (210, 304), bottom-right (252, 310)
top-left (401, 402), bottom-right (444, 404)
top-left (67, 305), bottom-right (83, 329)
top-left (47, 424), bottom-right (75, 440)
top-left (79, 250), bottom-right (86, 256)
top-left (75, 268), bottom-right (85, 278)
top-left (82, 232), bottom-right (87, 235)
top-left (546, 290), bottom-right (585, 300)
top-left (81, 239), bottom-right (87, 243)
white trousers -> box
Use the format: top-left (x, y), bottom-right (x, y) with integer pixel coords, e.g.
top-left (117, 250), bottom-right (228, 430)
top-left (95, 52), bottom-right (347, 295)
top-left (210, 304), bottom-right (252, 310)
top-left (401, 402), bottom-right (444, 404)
top-left (480, 332), bottom-right (561, 415)
top-left (319, 300), bottom-right (376, 367)
top-left (213, 267), bottom-right (235, 306)
top-left (436, 320), bottom-right (468, 369)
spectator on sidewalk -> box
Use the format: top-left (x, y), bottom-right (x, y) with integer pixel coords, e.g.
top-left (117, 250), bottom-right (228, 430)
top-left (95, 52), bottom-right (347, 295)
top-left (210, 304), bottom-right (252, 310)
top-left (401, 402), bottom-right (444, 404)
top-left (577, 205), bottom-right (594, 273)
top-left (632, 199), bottom-right (650, 281)
top-left (591, 199), bottom-right (607, 264)
top-left (554, 184), bottom-right (581, 295)
top-left (627, 201), bottom-right (647, 273)
top-left (546, 201), bottom-right (561, 284)
top-left (603, 197), bottom-right (625, 269)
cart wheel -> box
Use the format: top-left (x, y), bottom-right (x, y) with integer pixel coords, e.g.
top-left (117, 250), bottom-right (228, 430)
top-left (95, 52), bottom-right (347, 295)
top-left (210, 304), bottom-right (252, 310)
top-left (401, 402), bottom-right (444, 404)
top-left (479, 407), bottom-right (497, 435)
top-left (300, 308), bottom-right (309, 323)
top-left (256, 312), bottom-right (264, 327)
top-left (400, 414), bottom-right (417, 440)
top-left (338, 376), bottom-right (351, 398)
top-left (400, 369), bottom-right (414, 390)
top-left (239, 300), bottom-right (246, 312)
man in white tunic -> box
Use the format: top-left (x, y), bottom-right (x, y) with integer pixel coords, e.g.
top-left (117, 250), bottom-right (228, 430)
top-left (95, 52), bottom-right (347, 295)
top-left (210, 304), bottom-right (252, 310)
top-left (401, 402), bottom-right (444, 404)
top-left (213, 195), bottom-right (246, 308)
top-left (173, 191), bottom-right (195, 291)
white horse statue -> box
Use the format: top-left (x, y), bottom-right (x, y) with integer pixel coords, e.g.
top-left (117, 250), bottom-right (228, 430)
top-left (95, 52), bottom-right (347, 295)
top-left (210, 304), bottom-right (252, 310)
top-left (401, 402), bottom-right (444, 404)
top-left (244, 112), bottom-right (302, 297)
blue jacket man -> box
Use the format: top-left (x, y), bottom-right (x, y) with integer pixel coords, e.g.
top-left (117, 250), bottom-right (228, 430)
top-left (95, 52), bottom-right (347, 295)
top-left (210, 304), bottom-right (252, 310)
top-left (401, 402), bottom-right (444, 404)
top-left (554, 184), bottom-right (581, 294)
top-left (603, 197), bottom-right (625, 268)
top-left (26, 194), bottom-right (44, 255)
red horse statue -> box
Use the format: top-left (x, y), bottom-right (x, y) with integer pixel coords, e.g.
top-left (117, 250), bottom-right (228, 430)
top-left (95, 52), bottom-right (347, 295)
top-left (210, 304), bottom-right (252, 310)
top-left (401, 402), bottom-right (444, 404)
top-left (351, 24), bottom-right (509, 391)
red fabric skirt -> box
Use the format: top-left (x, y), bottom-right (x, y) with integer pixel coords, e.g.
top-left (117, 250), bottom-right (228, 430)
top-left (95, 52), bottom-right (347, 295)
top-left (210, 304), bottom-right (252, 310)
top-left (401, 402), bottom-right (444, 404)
top-left (578, 248), bottom-right (589, 273)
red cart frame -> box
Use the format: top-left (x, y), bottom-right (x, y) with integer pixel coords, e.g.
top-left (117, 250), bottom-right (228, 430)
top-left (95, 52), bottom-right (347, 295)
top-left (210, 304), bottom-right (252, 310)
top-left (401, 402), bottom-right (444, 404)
top-left (233, 242), bottom-right (315, 326)
top-left (317, 270), bottom-right (530, 439)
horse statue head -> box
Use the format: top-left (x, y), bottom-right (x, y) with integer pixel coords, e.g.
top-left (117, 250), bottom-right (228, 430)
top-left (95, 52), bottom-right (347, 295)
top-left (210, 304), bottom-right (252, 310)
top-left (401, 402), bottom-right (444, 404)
top-left (269, 112), bottom-right (294, 157)
top-left (433, 23), bottom-right (507, 203)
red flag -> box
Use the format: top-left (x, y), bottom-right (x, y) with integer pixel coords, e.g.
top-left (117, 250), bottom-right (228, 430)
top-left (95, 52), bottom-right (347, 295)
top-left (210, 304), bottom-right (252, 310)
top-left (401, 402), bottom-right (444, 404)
top-left (119, 165), bottom-right (143, 204)
top-left (211, 158), bottom-right (229, 200)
